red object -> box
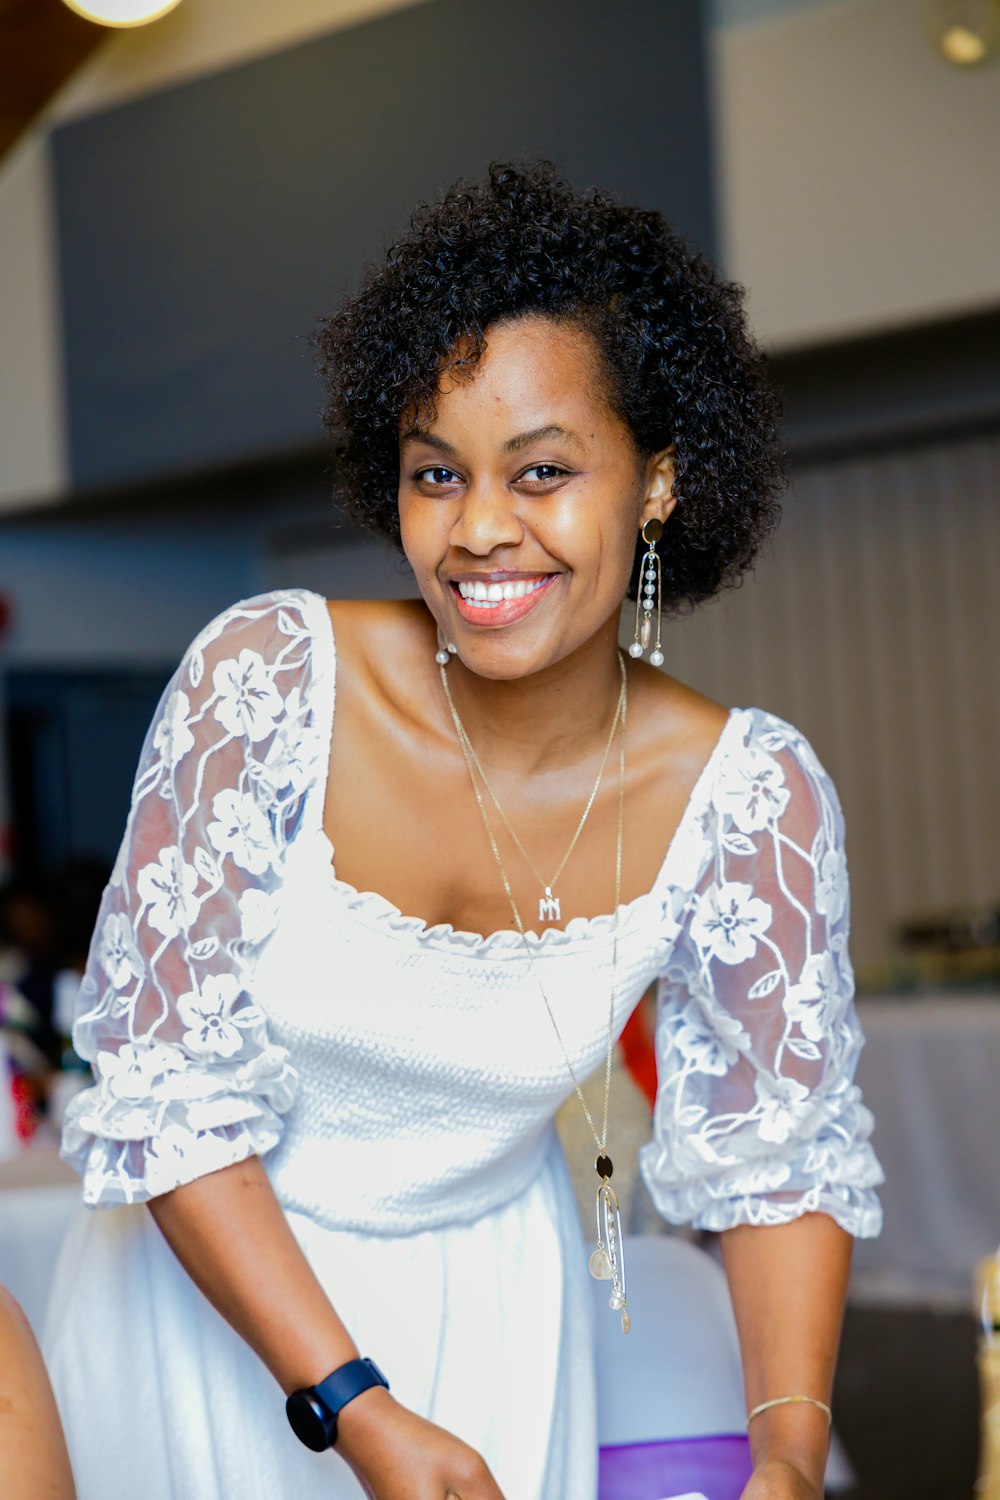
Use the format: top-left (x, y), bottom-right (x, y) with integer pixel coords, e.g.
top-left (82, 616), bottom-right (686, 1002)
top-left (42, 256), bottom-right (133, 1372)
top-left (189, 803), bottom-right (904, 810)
top-left (10, 1071), bottom-right (36, 1142)
top-left (619, 1004), bottom-right (658, 1108)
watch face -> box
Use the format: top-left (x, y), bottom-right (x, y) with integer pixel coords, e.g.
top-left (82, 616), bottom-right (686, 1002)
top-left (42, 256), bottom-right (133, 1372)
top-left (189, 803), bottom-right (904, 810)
top-left (286, 1391), bottom-right (333, 1452)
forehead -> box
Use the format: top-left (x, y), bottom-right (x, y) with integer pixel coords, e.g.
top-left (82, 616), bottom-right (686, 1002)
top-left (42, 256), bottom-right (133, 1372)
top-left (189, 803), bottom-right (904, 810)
top-left (420, 315), bottom-right (614, 438)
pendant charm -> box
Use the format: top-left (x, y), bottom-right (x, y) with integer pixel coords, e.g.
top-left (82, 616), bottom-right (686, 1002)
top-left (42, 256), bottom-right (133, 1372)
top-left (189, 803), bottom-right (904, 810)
top-left (588, 1245), bottom-right (614, 1279)
top-left (590, 1167), bottom-right (631, 1333)
top-left (538, 887), bottom-right (561, 923)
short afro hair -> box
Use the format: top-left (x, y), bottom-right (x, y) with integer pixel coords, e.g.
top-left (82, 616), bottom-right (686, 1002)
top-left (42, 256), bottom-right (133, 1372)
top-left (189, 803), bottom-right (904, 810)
top-left (315, 161), bottom-right (784, 611)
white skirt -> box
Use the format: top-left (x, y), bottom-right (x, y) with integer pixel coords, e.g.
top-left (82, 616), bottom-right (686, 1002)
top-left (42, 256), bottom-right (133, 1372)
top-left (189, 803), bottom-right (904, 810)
top-left (44, 1143), bottom-right (598, 1500)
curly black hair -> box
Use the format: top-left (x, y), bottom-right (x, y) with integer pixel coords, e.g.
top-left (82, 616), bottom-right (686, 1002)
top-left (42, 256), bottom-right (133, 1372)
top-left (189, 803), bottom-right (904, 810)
top-left (315, 161), bottom-right (784, 610)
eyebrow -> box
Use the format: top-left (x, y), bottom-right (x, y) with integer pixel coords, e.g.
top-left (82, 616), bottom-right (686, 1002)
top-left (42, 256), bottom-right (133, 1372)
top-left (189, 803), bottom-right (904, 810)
top-left (399, 423), bottom-right (585, 457)
top-left (502, 424), bottom-right (585, 455)
top-left (399, 428), bottom-right (458, 456)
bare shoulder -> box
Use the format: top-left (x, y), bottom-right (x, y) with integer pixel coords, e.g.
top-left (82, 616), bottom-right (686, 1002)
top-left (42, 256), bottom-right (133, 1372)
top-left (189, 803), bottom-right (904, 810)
top-left (327, 597), bottom-right (432, 651)
top-left (628, 661), bottom-right (730, 786)
top-left (326, 597), bottom-right (439, 712)
top-left (0, 1286), bottom-right (76, 1498)
top-left (0, 1284), bottom-right (34, 1357)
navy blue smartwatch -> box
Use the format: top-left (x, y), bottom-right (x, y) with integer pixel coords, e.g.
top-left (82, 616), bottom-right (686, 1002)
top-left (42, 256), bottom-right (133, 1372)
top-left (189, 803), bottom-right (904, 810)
top-left (286, 1356), bottom-right (390, 1452)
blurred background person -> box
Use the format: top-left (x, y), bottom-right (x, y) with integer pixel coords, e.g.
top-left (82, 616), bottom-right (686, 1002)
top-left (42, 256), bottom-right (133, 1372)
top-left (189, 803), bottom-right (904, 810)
top-left (0, 1284), bottom-right (76, 1500)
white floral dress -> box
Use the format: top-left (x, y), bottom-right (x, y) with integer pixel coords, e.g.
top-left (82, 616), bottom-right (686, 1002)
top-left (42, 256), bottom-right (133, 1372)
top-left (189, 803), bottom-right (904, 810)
top-left (45, 589), bottom-right (882, 1500)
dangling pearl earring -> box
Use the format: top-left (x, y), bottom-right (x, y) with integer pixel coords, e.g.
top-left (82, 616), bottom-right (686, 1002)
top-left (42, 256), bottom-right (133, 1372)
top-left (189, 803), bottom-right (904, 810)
top-left (435, 626), bottom-right (457, 666)
top-left (629, 519), bottom-right (665, 667)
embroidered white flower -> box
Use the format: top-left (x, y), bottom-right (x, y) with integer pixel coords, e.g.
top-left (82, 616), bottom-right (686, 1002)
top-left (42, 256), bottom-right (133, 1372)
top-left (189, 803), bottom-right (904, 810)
top-left (207, 788), bottom-right (275, 874)
top-left (96, 1040), bottom-right (186, 1101)
top-left (815, 845), bottom-right (848, 925)
top-left (754, 1071), bottom-right (812, 1144)
top-left (690, 882), bottom-right (773, 966)
top-left (212, 649), bottom-right (283, 743)
top-left (97, 912), bottom-right (145, 990)
top-left (153, 689), bottom-right (194, 769)
top-left (258, 688), bottom-right (324, 796)
top-left (136, 847), bottom-right (201, 938)
top-left (785, 952), bottom-right (838, 1041)
top-left (177, 974), bottom-right (252, 1058)
top-left (672, 999), bottom-right (750, 1077)
top-left (713, 746), bottom-right (790, 833)
top-left (239, 888), bottom-right (279, 945)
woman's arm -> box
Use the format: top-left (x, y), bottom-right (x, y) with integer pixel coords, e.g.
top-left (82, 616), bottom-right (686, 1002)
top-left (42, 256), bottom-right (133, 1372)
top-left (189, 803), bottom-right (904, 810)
top-left (721, 1212), bottom-right (852, 1496)
top-left (0, 1286), bottom-right (76, 1500)
top-left (148, 1155), bottom-right (506, 1498)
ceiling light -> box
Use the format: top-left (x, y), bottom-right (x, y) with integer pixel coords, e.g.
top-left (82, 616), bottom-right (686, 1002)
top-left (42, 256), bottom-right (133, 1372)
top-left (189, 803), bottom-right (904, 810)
top-left (61, 0), bottom-right (184, 27)
top-left (930, 0), bottom-right (1000, 64)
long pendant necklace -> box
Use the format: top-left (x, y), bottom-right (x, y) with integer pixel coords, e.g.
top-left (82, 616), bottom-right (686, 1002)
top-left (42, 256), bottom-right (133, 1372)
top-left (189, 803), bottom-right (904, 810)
top-left (439, 653), bottom-right (633, 1333)
top-left (444, 669), bottom-right (626, 924)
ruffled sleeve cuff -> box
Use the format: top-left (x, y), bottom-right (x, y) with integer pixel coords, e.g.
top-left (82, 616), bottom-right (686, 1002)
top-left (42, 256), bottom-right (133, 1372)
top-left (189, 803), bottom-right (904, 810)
top-left (61, 1041), bottom-right (298, 1206)
top-left (639, 1104), bottom-right (884, 1240)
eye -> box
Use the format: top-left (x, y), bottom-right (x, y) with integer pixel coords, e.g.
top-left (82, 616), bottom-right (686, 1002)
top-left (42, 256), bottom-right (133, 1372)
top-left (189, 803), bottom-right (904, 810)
top-left (415, 465), bottom-right (462, 486)
top-left (518, 463), bottom-right (570, 485)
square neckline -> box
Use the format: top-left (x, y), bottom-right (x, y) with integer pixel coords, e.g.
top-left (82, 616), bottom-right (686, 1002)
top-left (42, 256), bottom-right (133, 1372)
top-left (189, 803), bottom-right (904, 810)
top-left (304, 590), bottom-right (737, 953)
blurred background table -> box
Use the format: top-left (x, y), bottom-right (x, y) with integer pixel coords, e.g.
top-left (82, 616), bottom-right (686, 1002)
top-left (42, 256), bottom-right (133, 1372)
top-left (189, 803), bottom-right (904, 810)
top-left (851, 993), bottom-right (1000, 1306)
top-left (0, 1146), bottom-right (79, 1334)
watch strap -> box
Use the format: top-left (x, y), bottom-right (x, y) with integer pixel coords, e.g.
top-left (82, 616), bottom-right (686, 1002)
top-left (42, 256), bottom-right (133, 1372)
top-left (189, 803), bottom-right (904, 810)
top-left (314, 1356), bottom-right (389, 1429)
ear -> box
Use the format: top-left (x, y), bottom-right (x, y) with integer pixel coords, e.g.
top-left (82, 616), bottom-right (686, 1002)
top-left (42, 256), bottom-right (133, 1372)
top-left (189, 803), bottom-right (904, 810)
top-left (639, 446), bottom-right (677, 527)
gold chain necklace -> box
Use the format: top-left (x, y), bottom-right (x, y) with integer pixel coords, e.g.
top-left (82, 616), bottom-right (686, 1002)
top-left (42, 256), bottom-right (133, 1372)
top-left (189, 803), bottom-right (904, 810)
top-left (439, 653), bottom-right (632, 1333)
top-left (445, 670), bottom-right (626, 924)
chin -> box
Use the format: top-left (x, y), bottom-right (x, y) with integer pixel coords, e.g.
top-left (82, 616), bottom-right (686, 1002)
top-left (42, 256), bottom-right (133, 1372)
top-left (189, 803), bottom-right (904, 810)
top-left (449, 629), bottom-right (574, 682)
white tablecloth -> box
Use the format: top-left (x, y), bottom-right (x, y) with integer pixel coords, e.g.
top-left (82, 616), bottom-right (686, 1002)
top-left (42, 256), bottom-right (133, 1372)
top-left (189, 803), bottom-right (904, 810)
top-left (852, 994), bottom-right (1000, 1306)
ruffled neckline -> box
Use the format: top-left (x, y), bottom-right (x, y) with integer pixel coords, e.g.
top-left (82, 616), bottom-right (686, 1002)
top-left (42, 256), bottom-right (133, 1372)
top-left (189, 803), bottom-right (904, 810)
top-left (314, 824), bottom-right (661, 954)
top-left (298, 587), bottom-right (743, 956)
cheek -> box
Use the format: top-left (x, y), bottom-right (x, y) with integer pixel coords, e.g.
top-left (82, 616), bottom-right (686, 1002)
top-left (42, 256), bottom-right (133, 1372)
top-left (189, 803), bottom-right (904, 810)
top-left (398, 499), bottom-right (445, 581)
top-left (570, 480), bottom-right (642, 592)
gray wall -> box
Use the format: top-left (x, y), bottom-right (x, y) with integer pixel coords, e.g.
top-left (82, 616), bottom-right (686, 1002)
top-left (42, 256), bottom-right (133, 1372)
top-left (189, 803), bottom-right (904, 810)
top-left (51, 0), bottom-right (714, 492)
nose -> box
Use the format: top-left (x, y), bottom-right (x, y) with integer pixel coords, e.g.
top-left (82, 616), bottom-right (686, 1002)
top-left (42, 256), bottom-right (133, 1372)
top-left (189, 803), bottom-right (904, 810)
top-left (448, 478), bottom-right (524, 556)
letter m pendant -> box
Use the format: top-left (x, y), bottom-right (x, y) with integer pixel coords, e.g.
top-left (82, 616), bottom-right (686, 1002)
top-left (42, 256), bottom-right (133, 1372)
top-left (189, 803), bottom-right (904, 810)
top-left (538, 887), bottom-right (561, 923)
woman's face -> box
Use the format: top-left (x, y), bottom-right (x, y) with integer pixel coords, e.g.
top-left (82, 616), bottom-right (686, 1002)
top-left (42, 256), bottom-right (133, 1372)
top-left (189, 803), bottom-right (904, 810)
top-left (397, 315), bottom-right (674, 680)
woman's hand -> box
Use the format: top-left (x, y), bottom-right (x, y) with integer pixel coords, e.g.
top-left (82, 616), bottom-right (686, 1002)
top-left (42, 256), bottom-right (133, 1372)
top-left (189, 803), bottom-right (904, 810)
top-left (337, 1387), bottom-right (506, 1499)
top-left (741, 1458), bottom-right (821, 1500)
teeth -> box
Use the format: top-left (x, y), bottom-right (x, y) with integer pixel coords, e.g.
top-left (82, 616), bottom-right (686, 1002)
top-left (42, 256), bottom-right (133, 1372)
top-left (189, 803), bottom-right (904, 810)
top-left (456, 577), bottom-right (548, 604)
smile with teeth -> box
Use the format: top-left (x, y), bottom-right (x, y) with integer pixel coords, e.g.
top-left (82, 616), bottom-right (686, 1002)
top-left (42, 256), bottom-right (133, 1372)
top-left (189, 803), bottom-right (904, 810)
top-left (454, 577), bottom-right (550, 609)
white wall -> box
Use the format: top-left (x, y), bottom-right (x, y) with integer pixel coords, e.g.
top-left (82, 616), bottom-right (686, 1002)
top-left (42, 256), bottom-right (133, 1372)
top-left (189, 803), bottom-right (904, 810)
top-left (713, 0), bottom-right (1000, 348)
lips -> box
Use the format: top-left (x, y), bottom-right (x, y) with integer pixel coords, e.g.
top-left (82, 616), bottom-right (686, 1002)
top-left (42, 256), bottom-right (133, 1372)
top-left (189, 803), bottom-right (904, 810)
top-left (449, 573), bottom-right (558, 628)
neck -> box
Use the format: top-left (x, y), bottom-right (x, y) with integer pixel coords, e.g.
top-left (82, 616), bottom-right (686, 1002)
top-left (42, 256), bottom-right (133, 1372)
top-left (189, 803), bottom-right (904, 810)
top-left (439, 615), bottom-right (625, 777)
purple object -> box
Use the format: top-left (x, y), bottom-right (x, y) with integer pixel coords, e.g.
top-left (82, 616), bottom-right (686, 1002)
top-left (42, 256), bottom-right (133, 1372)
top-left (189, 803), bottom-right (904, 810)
top-left (599, 1434), bottom-right (753, 1500)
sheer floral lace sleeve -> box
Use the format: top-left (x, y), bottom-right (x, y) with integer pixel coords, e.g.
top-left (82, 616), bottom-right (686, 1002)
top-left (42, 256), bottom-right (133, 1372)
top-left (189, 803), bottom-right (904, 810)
top-left (640, 710), bottom-right (883, 1237)
top-left (62, 592), bottom-right (328, 1206)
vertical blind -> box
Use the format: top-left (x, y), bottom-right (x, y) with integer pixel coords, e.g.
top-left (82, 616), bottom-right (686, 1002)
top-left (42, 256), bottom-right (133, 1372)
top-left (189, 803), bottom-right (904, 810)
top-left (660, 429), bottom-right (1000, 974)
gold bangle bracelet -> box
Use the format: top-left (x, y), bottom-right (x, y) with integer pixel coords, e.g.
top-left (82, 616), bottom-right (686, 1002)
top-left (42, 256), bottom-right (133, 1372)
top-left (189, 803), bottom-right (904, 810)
top-left (746, 1395), bottom-right (833, 1428)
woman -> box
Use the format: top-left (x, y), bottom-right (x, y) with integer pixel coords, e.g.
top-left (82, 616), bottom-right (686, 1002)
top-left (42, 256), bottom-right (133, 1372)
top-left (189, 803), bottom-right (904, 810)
top-left (46, 163), bottom-right (882, 1500)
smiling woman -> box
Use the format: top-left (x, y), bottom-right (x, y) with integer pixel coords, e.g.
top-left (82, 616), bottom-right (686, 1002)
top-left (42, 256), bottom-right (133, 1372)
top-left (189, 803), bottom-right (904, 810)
top-left (45, 161), bottom-right (882, 1500)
